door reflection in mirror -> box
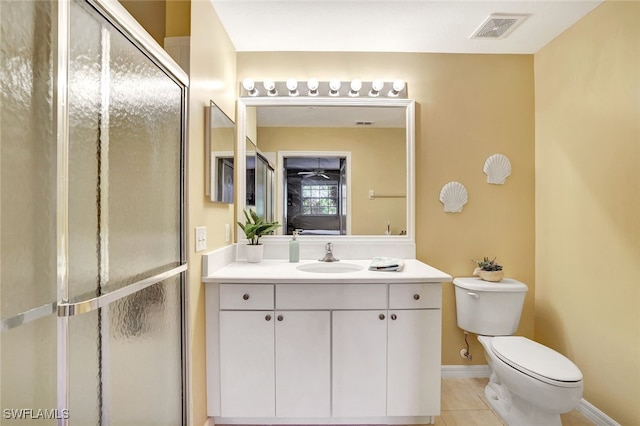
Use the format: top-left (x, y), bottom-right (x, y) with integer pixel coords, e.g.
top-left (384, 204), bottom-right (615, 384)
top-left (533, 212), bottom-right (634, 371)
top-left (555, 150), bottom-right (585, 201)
top-left (284, 156), bottom-right (347, 236)
top-left (246, 141), bottom-right (275, 223)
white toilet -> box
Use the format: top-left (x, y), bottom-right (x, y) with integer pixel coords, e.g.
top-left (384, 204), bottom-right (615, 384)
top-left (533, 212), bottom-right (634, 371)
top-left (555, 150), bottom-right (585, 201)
top-left (453, 277), bottom-right (583, 426)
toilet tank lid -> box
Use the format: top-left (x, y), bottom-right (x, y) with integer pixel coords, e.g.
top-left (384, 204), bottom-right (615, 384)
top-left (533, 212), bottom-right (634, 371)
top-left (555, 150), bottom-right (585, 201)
top-left (453, 277), bottom-right (528, 292)
top-left (492, 336), bottom-right (583, 383)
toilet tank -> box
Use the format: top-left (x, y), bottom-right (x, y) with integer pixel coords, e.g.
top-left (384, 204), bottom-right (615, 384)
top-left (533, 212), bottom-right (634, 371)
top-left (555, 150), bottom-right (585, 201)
top-left (453, 277), bottom-right (528, 336)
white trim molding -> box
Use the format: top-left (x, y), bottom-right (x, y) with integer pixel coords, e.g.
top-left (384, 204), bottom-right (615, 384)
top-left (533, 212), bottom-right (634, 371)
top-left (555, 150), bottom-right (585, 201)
top-left (576, 400), bottom-right (621, 426)
top-left (441, 365), bottom-right (491, 378)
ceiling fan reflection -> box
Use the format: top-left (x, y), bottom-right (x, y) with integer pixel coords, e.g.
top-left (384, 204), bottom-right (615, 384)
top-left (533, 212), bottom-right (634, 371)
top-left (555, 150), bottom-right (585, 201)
top-left (298, 170), bottom-right (330, 179)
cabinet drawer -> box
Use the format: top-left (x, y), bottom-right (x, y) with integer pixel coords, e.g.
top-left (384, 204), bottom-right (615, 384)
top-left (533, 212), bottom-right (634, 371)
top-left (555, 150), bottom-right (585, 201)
top-left (389, 284), bottom-right (441, 309)
top-left (276, 284), bottom-right (387, 310)
top-left (220, 284), bottom-right (274, 310)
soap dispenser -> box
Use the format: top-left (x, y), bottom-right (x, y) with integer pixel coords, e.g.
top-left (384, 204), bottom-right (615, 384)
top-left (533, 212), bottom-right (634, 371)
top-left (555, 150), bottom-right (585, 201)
top-left (289, 230), bottom-right (300, 263)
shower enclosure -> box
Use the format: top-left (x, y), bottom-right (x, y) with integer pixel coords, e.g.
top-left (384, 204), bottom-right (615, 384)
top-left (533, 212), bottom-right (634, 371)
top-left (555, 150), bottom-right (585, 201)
top-left (1, 0), bottom-right (188, 424)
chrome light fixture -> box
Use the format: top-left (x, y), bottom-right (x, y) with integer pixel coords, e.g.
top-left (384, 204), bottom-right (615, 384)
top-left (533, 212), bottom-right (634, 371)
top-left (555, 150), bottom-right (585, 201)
top-left (388, 79), bottom-right (405, 97)
top-left (242, 78), bottom-right (258, 96)
top-left (263, 79), bottom-right (278, 96)
top-left (328, 79), bottom-right (341, 96)
top-left (369, 79), bottom-right (384, 97)
top-left (286, 78), bottom-right (299, 96)
top-left (349, 79), bottom-right (362, 97)
top-left (307, 78), bottom-right (319, 96)
top-left (239, 79), bottom-right (407, 98)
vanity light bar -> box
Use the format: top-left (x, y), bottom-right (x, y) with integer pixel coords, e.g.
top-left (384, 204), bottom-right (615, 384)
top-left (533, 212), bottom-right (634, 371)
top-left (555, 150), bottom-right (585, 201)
top-left (240, 79), bottom-right (407, 99)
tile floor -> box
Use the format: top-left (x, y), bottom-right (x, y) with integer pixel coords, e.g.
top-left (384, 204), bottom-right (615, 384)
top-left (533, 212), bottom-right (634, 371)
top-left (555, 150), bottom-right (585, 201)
top-left (437, 377), bottom-right (595, 426)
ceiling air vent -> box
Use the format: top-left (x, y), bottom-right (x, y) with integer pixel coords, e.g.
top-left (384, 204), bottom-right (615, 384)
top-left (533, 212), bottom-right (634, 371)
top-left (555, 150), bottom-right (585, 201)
top-left (471, 14), bottom-right (529, 39)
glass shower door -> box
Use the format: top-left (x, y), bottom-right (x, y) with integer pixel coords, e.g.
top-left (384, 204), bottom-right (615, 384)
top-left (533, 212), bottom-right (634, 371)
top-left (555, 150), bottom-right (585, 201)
top-left (1, 0), bottom-right (188, 424)
top-left (1, 1), bottom-right (59, 421)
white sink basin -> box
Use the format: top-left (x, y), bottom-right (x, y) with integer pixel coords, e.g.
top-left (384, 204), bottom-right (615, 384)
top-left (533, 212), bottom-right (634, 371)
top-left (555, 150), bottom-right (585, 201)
top-left (296, 262), bottom-right (364, 274)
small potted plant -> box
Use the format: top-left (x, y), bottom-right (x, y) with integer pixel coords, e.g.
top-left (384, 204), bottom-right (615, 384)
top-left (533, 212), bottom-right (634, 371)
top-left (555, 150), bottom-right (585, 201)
top-left (472, 257), bottom-right (504, 282)
top-left (238, 208), bottom-right (281, 263)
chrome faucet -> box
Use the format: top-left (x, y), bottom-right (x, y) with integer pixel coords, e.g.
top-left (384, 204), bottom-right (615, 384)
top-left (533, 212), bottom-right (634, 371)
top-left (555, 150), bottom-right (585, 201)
top-left (319, 242), bottom-right (339, 262)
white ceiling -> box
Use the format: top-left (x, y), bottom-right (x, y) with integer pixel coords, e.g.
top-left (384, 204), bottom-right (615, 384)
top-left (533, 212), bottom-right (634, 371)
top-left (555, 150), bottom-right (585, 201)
top-left (209, 0), bottom-right (603, 54)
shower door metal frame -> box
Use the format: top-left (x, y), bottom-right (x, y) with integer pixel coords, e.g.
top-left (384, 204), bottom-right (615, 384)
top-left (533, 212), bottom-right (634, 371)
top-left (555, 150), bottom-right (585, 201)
top-left (52, 0), bottom-right (190, 424)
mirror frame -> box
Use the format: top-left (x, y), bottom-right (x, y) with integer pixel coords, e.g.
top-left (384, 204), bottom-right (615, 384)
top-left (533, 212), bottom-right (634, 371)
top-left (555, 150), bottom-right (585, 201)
top-left (236, 96), bottom-right (415, 243)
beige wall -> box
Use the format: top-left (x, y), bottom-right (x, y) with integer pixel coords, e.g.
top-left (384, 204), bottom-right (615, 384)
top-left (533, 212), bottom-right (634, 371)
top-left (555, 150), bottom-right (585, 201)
top-left (166, 0), bottom-right (190, 37)
top-left (187, 1), bottom-right (237, 425)
top-left (257, 127), bottom-right (406, 235)
top-left (119, 0), bottom-right (166, 45)
top-left (238, 52), bottom-right (536, 366)
top-left (534, 2), bottom-right (640, 424)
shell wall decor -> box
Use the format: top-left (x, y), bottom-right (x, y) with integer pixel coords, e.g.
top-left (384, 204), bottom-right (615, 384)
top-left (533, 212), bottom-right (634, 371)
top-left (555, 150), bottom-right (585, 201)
top-left (439, 181), bottom-right (468, 213)
top-left (483, 153), bottom-right (511, 184)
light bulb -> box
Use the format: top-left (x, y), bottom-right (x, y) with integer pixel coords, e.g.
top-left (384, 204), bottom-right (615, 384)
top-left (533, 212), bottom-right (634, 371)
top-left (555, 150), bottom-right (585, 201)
top-left (369, 79), bottom-right (384, 97)
top-left (349, 79), bottom-right (362, 97)
top-left (242, 78), bottom-right (258, 96)
top-left (307, 78), bottom-right (319, 96)
top-left (388, 79), bottom-right (405, 97)
top-left (286, 78), bottom-right (299, 96)
top-left (263, 79), bottom-right (277, 96)
top-left (329, 79), bottom-right (341, 96)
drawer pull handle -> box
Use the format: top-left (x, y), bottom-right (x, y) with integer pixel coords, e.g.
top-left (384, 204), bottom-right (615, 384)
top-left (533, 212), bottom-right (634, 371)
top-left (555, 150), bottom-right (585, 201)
top-left (413, 294), bottom-right (420, 300)
top-left (242, 294), bottom-right (250, 300)
top-left (277, 315), bottom-right (284, 321)
top-left (379, 313), bottom-right (386, 320)
top-left (265, 315), bottom-right (271, 321)
top-left (391, 314), bottom-right (397, 320)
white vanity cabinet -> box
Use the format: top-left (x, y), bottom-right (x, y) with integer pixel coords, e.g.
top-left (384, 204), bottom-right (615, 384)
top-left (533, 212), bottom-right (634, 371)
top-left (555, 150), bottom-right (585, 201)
top-left (207, 273), bottom-right (446, 425)
top-left (219, 310), bottom-right (275, 417)
top-left (219, 284), bottom-right (275, 417)
top-left (332, 309), bottom-right (388, 417)
top-left (387, 284), bottom-right (442, 416)
top-left (332, 284), bottom-right (443, 418)
top-left (275, 310), bottom-right (331, 417)
top-left (218, 284), bottom-right (332, 418)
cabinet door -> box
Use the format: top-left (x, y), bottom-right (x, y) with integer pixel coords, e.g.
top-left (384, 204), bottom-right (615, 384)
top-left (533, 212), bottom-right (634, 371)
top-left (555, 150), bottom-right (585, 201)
top-left (275, 311), bottom-right (330, 417)
top-left (219, 310), bottom-right (275, 417)
top-left (387, 309), bottom-right (442, 416)
top-left (332, 310), bottom-right (387, 417)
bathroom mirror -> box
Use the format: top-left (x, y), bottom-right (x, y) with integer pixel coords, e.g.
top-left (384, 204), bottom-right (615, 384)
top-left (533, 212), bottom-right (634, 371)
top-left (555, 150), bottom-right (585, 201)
top-left (207, 101), bottom-right (235, 203)
top-left (237, 97), bottom-right (415, 240)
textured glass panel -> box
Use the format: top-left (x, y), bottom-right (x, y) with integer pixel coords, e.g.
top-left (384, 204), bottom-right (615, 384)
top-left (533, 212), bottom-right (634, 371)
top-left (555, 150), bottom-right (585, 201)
top-left (109, 277), bottom-right (182, 426)
top-left (0, 0), bottom-right (56, 319)
top-left (67, 1), bottom-right (183, 300)
top-left (69, 309), bottom-right (100, 425)
top-left (67, 1), bottom-right (102, 300)
top-left (0, 314), bottom-right (56, 419)
top-left (106, 22), bottom-right (182, 294)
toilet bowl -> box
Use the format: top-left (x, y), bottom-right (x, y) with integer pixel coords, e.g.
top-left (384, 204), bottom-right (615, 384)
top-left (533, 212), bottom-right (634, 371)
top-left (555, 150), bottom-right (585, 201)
top-left (453, 277), bottom-right (584, 426)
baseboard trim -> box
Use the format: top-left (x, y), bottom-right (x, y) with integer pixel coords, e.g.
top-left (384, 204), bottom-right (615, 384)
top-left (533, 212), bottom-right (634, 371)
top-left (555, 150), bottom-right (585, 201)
top-left (441, 364), bottom-right (491, 378)
top-left (577, 399), bottom-right (621, 426)
top-left (441, 365), bottom-right (620, 426)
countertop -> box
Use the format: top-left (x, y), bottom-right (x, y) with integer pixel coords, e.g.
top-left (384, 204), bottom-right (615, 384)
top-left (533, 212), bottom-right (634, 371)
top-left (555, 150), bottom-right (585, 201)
top-left (202, 259), bottom-right (452, 284)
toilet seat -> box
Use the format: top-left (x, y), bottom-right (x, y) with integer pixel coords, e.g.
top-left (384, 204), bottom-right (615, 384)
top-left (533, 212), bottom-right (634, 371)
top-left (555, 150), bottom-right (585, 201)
top-left (491, 336), bottom-right (583, 388)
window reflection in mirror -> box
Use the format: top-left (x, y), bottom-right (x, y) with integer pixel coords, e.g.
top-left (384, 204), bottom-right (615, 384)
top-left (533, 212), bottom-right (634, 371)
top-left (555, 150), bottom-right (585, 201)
top-left (207, 101), bottom-right (235, 203)
top-left (283, 156), bottom-right (347, 236)
top-left (237, 98), bottom-right (415, 240)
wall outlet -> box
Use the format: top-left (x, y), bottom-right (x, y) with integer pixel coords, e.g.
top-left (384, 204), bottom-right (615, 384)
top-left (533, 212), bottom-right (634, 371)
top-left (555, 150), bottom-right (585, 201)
top-left (195, 226), bottom-right (207, 252)
top-left (224, 224), bottom-right (231, 243)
